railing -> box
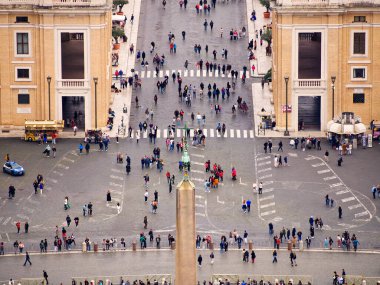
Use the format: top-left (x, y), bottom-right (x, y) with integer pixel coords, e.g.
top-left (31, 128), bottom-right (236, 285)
top-left (294, 79), bottom-right (326, 88)
top-left (212, 274), bottom-right (313, 285)
top-left (277, 0), bottom-right (380, 6)
top-left (72, 275), bottom-right (172, 285)
top-left (4, 0), bottom-right (107, 6)
top-left (56, 79), bottom-right (89, 88)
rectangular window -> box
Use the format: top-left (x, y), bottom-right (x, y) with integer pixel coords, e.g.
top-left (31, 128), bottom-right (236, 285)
top-left (18, 94), bottom-right (30, 104)
top-left (353, 93), bottom-right (365, 103)
top-left (17, 68), bottom-right (30, 79)
top-left (353, 33), bottom-right (365, 55)
top-left (16, 33), bottom-right (29, 55)
top-left (354, 16), bottom-right (366, 23)
top-left (16, 16), bottom-right (29, 23)
top-left (353, 68), bottom-right (365, 79)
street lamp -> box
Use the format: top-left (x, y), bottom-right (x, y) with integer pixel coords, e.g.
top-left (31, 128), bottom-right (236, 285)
top-left (284, 76), bottom-right (290, 136)
top-left (46, 76), bottom-right (51, 120)
top-left (331, 76), bottom-right (336, 119)
top-left (93, 77), bottom-right (98, 129)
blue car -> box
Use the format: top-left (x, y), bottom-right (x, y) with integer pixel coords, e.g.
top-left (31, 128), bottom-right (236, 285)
top-left (3, 161), bottom-right (25, 176)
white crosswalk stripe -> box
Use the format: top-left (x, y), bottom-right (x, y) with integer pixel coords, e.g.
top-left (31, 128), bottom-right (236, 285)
top-left (236, 130), bottom-right (241, 138)
top-left (156, 129), bottom-right (161, 138)
top-left (163, 129), bottom-right (168, 138)
top-left (348, 204), bottom-right (362, 210)
top-left (261, 210), bottom-right (276, 217)
top-left (317, 169), bottom-right (331, 174)
top-left (190, 70), bottom-right (194, 77)
top-left (210, 129), bottom-right (215, 137)
top-left (159, 70), bottom-right (163, 77)
top-left (260, 202), bottom-right (275, 209)
top-left (147, 71), bottom-right (151, 78)
top-left (243, 130), bottom-right (248, 138)
top-left (131, 69), bottom-right (254, 79)
top-left (196, 70), bottom-right (200, 77)
top-left (140, 71), bottom-right (145, 78)
top-left (203, 129), bottom-right (207, 137)
top-left (184, 70), bottom-right (188, 77)
top-left (259, 195), bottom-right (274, 202)
top-left (341, 197), bottom-right (355, 203)
top-left (354, 211), bottom-right (369, 218)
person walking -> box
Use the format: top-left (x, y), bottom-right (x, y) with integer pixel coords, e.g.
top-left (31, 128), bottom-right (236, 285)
top-left (338, 206), bottom-right (343, 219)
top-left (272, 249), bottom-right (278, 263)
top-left (16, 221), bottom-right (21, 234)
top-left (278, 141), bottom-right (283, 152)
top-left (251, 250), bottom-right (256, 263)
top-left (198, 254), bottom-right (203, 266)
top-left (23, 251), bottom-right (32, 266)
top-left (144, 216), bottom-right (148, 229)
top-left (43, 270), bottom-right (49, 284)
top-left (258, 182), bottom-right (263, 195)
top-left (24, 222), bottom-right (29, 233)
top-left (66, 215), bottom-right (71, 227)
top-left (210, 252), bottom-right (214, 264)
top-left (290, 251), bottom-right (297, 266)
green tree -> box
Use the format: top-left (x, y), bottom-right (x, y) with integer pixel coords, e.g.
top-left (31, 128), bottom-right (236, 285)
top-left (113, 0), bottom-right (128, 13)
top-left (112, 26), bottom-right (125, 44)
top-left (259, 0), bottom-right (270, 13)
top-left (261, 29), bottom-right (272, 48)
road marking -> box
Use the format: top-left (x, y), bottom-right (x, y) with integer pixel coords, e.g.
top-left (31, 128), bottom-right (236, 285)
top-left (190, 70), bottom-right (194, 77)
top-left (163, 129), bottom-right (168, 138)
top-left (140, 71), bottom-right (145, 78)
top-left (216, 130), bottom-right (221, 138)
top-left (257, 156), bottom-right (271, 161)
top-left (203, 129), bottom-right (207, 137)
top-left (312, 163), bottom-right (325, 167)
top-left (263, 181), bottom-right (274, 186)
top-left (176, 129), bottom-right (180, 137)
top-left (217, 196), bottom-right (225, 204)
top-left (191, 177), bottom-right (204, 182)
top-left (305, 156), bottom-right (317, 160)
top-left (258, 161), bottom-right (271, 166)
top-left (260, 202), bottom-right (275, 209)
top-left (195, 213), bottom-right (205, 217)
top-left (259, 174), bottom-right (273, 180)
top-left (336, 189), bottom-right (350, 195)
top-left (272, 217), bottom-right (283, 222)
top-left (348, 204), bottom-right (363, 210)
top-left (192, 161), bottom-right (203, 166)
top-left (341, 197), bottom-right (355, 203)
top-left (195, 195), bottom-right (203, 199)
top-left (324, 176), bottom-right (337, 181)
top-left (355, 211), bottom-right (369, 218)
top-left (159, 70), bottom-right (163, 77)
top-left (196, 70), bottom-right (200, 77)
top-left (262, 188), bottom-right (274, 194)
top-left (223, 130), bottom-right (228, 138)
top-left (52, 170), bottom-right (63, 176)
top-left (146, 71), bottom-right (151, 78)
top-left (190, 153), bottom-right (205, 158)
top-left (317, 169), bottom-right (331, 174)
top-left (156, 129), bottom-right (161, 138)
top-left (287, 153), bottom-right (298, 157)
top-left (230, 129), bottom-right (234, 138)
top-left (195, 203), bottom-right (205, 208)
top-left (109, 182), bottom-right (123, 187)
top-left (143, 131), bottom-right (148, 139)
top-left (249, 130), bottom-right (254, 138)
top-left (210, 129), bottom-right (215, 137)
top-left (243, 130), bottom-right (248, 138)
top-left (330, 183), bottom-right (344, 188)
top-left (49, 178), bottom-right (58, 184)
top-left (261, 210), bottom-right (276, 216)
top-left (258, 167), bottom-right (272, 173)
top-left (190, 169), bottom-right (203, 174)
top-left (236, 130), bottom-right (241, 138)
top-left (62, 157), bottom-right (75, 163)
top-left (202, 70), bottom-right (206, 77)
top-left (110, 175), bottom-right (124, 181)
top-left (57, 163), bottom-right (69, 170)
top-left (111, 169), bottom-right (123, 173)
top-left (259, 195), bottom-right (274, 202)
top-left (184, 70), bottom-right (188, 77)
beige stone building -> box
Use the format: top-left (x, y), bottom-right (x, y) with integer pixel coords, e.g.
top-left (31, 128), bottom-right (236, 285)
top-left (272, 0), bottom-right (380, 132)
top-left (0, 0), bottom-right (112, 130)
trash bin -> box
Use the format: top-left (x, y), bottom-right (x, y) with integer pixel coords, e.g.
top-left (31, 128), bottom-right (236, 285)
top-left (249, 240), bottom-right (253, 250)
top-left (299, 240), bottom-right (304, 251)
top-left (132, 241), bottom-right (136, 251)
top-left (287, 240), bottom-right (292, 251)
top-left (209, 242), bottom-right (214, 250)
top-left (94, 243), bottom-right (98, 252)
top-left (171, 241), bottom-right (176, 250)
top-left (82, 242), bottom-right (87, 253)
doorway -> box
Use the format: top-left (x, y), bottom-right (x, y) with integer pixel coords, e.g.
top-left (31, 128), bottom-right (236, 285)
top-left (298, 96), bottom-right (321, 130)
top-left (62, 96), bottom-right (85, 130)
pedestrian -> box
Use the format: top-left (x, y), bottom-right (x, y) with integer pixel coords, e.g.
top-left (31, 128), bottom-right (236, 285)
top-left (66, 215), bottom-right (71, 227)
top-left (144, 216), bottom-right (148, 229)
top-left (23, 251), bottom-right (32, 266)
top-left (258, 182), bottom-right (263, 194)
top-left (198, 254), bottom-right (203, 266)
top-left (182, 30), bottom-right (186, 40)
top-left (372, 185), bottom-right (377, 199)
top-left (278, 141), bottom-right (283, 151)
top-left (24, 222), bottom-right (29, 233)
top-left (78, 143), bottom-right (83, 154)
top-left (16, 221), bottom-right (21, 234)
top-left (290, 251), bottom-right (297, 266)
top-left (74, 217), bottom-right (79, 227)
top-left (272, 249), bottom-right (278, 263)
top-left (33, 180), bottom-right (38, 194)
top-left (52, 146), bottom-right (56, 158)
top-left (107, 190), bottom-right (112, 203)
top-left (210, 252), bottom-right (214, 264)
top-left (338, 206), bottom-right (343, 219)
top-left (251, 250), bottom-right (256, 263)
top-left (43, 270), bottom-right (49, 284)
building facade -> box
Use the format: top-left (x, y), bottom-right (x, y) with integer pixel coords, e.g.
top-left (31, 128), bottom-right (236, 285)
top-left (272, 0), bottom-right (380, 132)
top-left (0, 0), bottom-right (112, 130)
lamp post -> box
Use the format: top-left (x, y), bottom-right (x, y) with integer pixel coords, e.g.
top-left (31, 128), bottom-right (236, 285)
top-left (46, 76), bottom-right (51, 120)
top-left (284, 76), bottom-right (290, 136)
top-left (93, 77), bottom-right (98, 129)
top-left (331, 76), bottom-right (336, 119)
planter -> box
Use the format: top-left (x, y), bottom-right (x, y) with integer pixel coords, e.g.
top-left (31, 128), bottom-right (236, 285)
top-left (117, 11), bottom-right (124, 15)
top-left (113, 43), bottom-right (120, 50)
top-left (263, 11), bottom-right (270, 18)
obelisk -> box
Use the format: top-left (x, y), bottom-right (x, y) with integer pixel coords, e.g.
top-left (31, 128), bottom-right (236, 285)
top-left (175, 139), bottom-right (196, 285)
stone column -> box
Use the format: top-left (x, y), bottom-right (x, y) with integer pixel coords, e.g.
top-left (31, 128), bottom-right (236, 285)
top-left (176, 178), bottom-right (196, 285)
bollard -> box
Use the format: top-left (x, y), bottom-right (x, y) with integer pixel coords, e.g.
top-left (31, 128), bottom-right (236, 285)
top-left (299, 240), bottom-right (304, 251)
top-left (248, 240), bottom-right (253, 250)
top-left (82, 242), bottom-right (87, 253)
top-left (171, 241), bottom-right (176, 250)
top-left (94, 242), bottom-right (98, 252)
top-left (287, 240), bottom-right (292, 251)
top-left (132, 241), bottom-right (136, 251)
top-left (209, 242), bottom-right (214, 250)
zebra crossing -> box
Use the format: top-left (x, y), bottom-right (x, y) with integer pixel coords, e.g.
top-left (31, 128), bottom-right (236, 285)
top-left (125, 69), bottom-right (250, 79)
top-left (128, 128), bottom-right (254, 139)
top-left (305, 155), bottom-right (371, 222)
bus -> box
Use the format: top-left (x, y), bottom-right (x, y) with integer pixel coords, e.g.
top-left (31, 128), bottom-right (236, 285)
top-left (24, 120), bottom-right (64, 142)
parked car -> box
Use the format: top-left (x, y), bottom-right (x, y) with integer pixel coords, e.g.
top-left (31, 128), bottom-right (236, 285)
top-left (3, 161), bottom-right (25, 176)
